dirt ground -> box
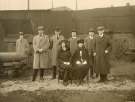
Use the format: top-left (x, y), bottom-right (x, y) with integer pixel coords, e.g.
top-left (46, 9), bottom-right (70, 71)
top-left (0, 60), bottom-right (135, 102)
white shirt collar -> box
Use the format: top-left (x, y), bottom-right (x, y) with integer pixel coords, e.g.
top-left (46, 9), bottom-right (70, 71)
top-left (72, 36), bottom-right (77, 39)
top-left (89, 36), bottom-right (94, 39)
top-left (99, 33), bottom-right (104, 38)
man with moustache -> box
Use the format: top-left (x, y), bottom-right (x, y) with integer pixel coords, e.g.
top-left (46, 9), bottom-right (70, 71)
top-left (94, 26), bottom-right (112, 82)
top-left (51, 27), bottom-right (64, 79)
top-left (32, 26), bottom-right (50, 81)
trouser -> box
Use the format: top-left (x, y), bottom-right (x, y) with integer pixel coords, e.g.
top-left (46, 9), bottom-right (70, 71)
top-left (32, 69), bottom-right (45, 81)
top-left (100, 74), bottom-right (107, 81)
top-left (52, 66), bottom-right (57, 79)
top-left (90, 66), bottom-right (94, 77)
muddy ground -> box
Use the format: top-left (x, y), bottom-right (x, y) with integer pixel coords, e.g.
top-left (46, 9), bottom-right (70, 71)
top-left (0, 60), bottom-right (135, 102)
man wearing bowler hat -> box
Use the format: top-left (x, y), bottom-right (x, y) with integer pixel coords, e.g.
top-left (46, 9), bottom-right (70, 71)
top-left (32, 26), bottom-right (50, 81)
top-left (84, 28), bottom-right (96, 79)
top-left (93, 26), bottom-right (112, 82)
top-left (50, 27), bottom-right (64, 79)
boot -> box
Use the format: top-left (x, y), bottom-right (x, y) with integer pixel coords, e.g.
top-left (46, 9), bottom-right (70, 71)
top-left (40, 69), bottom-right (44, 80)
top-left (52, 66), bottom-right (57, 79)
top-left (32, 69), bottom-right (38, 81)
top-left (98, 74), bottom-right (104, 83)
top-left (103, 74), bottom-right (108, 82)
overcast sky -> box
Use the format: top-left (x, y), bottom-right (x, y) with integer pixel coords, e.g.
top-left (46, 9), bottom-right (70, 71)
top-left (0, 0), bottom-right (135, 10)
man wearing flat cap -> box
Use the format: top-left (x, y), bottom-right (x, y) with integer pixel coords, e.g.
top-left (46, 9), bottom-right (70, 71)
top-left (50, 27), bottom-right (64, 79)
top-left (84, 28), bottom-right (96, 79)
top-left (69, 29), bottom-right (79, 55)
top-left (16, 32), bottom-right (29, 57)
top-left (32, 26), bottom-right (50, 81)
top-left (93, 26), bottom-right (112, 82)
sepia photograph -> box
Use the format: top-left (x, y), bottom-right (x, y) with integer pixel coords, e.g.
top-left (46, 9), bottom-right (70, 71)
top-left (0, 0), bottom-right (135, 102)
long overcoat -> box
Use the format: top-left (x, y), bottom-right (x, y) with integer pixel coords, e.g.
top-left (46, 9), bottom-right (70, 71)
top-left (71, 47), bottom-right (89, 80)
top-left (16, 38), bottom-right (29, 57)
top-left (51, 35), bottom-right (64, 66)
top-left (33, 35), bottom-right (50, 69)
top-left (94, 34), bottom-right (112, 74)
top-left (69, 37), bottom-right (79, 55)
top-left (84, 37), bottom-right (95, 66)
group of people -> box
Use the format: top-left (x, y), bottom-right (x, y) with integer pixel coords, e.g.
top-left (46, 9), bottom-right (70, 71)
top-left (16, 25), bottom-right (112, 85)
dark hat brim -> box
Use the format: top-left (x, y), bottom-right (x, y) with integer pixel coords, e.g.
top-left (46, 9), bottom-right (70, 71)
top-left (77, 39), bottom-right (84, 44)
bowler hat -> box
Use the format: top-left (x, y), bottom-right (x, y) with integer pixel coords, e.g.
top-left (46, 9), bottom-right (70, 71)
top-left (55, 27), bottom-right (61, 32)
top-left (97, 26), bottom-right (105, 31)
top-left (72, 29), bottom-right (77, 32)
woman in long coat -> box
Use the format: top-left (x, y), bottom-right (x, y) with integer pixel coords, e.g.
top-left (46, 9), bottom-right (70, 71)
top-left (94, 26), bottom-right (112, 82)
top-left (32, 26), bottom-right (50, 81)
top-left (50, 27), bottom-right (64, 79)
top-left (71, 39), bottom-right (89, 84)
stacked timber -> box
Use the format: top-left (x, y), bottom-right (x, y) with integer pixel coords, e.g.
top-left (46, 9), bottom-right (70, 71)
top-left (0, 52), bottom-right (26, 77)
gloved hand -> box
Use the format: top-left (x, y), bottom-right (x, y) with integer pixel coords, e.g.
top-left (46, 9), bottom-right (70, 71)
top-left (105, 50), bottom-right (109, 54)
top-left (93, 52), bottom-right (96, 56)
top-left (39, 49), bottom-right (43, 53)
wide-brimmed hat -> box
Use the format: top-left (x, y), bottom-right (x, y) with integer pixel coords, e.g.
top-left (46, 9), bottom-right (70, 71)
top-left (77, 39), bottom-right (84, 44)
top-left (97, 26), bottom-right (105, 31)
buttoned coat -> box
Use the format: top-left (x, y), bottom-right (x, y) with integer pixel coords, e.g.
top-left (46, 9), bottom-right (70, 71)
top-left (50, 35), bottom-right (64, 66)
top-left (33, 35), bottom-right (50, 69)
top-left (69, 37), bottom-right (79, 55)
top-left (94, 34), bottom-right (112, 74)
top-left (84, 36), bottom-right (95, 66)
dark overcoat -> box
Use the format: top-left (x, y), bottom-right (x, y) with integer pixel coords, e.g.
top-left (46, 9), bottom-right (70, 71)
top-left (50, 35), bottom-right (64, 66)
top-left (84, 37), bottom-right (95, 66)
top-left (94, 34), bottom-right (112, 74)
top-left (71, 47), bottom-right (89, 80)
top-left (69, 37), bottom-right (79, 55)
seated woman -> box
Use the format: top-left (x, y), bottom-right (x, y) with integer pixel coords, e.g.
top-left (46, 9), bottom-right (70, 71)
top-left (57, 40), bottom-right (72, 85)
top-left (71, 39), bottom-right (89, 84)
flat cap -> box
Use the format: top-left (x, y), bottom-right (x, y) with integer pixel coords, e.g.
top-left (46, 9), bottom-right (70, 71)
top-left (19, 32), bottom-right (24, 35)
top-left (97, 26), bottom-right (105, 31)
top-left (88, 28), bottom-right (95, 32)
top-left (38, 26), bottom-right (45, 31)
